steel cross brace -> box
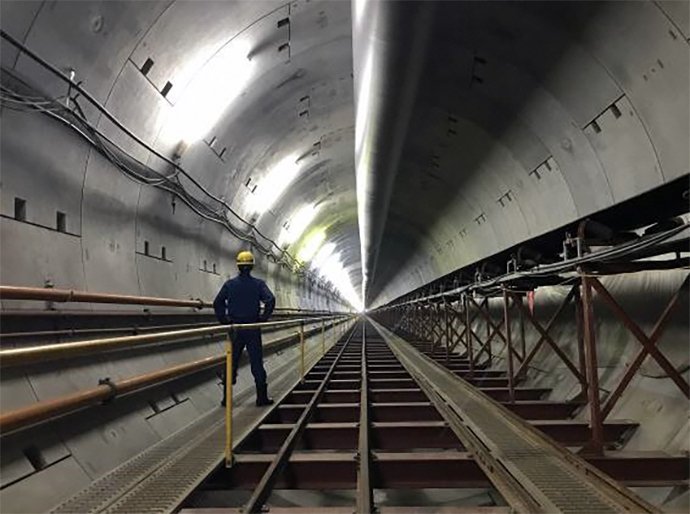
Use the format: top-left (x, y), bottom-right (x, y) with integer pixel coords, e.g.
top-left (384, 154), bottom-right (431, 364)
top-left (591, 275), bottom-right (690, 420)
top-left (510, 286), bottom-right (586, 390)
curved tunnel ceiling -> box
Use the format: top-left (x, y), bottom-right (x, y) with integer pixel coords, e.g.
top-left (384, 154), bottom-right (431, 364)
top-left (1, 0), bottom-right (688, 310)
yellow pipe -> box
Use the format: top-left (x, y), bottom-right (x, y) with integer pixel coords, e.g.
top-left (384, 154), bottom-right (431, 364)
top-left (300, 324), bottom-right (305, 383)
top-left (225, 336), bottom-right (233, 467)
top-left (321, 320), bottom-right (326, 355)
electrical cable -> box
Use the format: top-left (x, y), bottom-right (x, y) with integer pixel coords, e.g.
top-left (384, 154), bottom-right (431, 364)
top-left (0, 57), bottom-right (342, 302)
top-left (0, 29), bottom-right (310, 275)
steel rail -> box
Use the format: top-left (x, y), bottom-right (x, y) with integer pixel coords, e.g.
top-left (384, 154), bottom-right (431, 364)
top-left (356, 324), bottom-right (373, 512)
top-left (374, 321), bottom-right (658, 514)
top-left (242, 327), bottom-right (356, 513)
top-left (0, 316), bottom-right (348, 367)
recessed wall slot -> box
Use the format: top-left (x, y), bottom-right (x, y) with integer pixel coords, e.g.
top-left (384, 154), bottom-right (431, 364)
top-left (56, 211), bottom-right (66, 232)
top-left (610, 104), bottom-right (622, 119)
top-left (161, 246), bottom-right (167, 260)
top-left (161, 81), bottom-right (173, 98)
top-left (14, 197), bottom-right (26, 221)
top-left (141, 58), bottom-right (154, 76)
top-left (144, 241), bottom-right (150, 256)
top-left (277, 17), bottom-right (290, 28)
top-left (23, 446), bottom-right (46, 471)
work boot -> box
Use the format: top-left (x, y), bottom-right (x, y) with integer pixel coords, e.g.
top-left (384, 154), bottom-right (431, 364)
top-left (255, 384), bottom-right (274, 407)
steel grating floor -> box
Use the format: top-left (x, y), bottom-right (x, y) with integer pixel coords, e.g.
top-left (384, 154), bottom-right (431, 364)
top-left (50, 328), bottom-right (337, 514)
top-left (53, 321), bottom-right (673, 513)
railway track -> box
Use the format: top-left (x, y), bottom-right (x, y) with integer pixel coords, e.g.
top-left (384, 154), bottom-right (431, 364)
top-left (53, 320), bottom-right (686, 513)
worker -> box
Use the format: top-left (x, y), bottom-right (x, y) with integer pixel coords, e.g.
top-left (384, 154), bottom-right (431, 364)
top-left (213, 250), bottom-right (276, 407)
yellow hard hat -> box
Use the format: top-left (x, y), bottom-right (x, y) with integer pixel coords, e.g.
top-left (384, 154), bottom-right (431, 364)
top-left (236, 250), bottom-right (255, 266)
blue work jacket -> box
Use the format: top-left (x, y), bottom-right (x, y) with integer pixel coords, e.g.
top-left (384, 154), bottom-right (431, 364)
top-left (213, 271), bottom-right (276, 324)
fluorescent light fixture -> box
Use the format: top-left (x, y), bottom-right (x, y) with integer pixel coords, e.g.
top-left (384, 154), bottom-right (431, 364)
top-left (297, 229), bottom-right (326, 263)
top-left (312, 243), bottom-right (336, 270)
top-left (163, 40), bottom-right (253, 144)
top-left (278, 203), bottom-right (320, 247)
top-left (247, 154), bottom-right (302, 215)
top-left (311, 247), bottom-right (363, 311)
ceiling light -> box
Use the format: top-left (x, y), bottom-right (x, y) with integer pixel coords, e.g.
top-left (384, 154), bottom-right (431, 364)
top-left (247, 154), bottom-right (302, 215)
top-left (278, 203), bottom-right (320, 247)
top-left (162, 40), bottom-right (253, 144)
top-left (297, 229), bottom-right (326, 263)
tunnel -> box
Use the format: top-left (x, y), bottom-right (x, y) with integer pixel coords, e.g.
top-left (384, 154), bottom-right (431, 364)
top-left (0, 1), bottom-right (688, 512)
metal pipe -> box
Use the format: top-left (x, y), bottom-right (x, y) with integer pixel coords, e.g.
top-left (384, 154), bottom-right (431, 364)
top-left (0, 321), bottom-right (345, 435)
top-left (0, 285), bottom-right (209, 308)
top-left (352, 0), bottom-right (435, 303)
top-left (0, 354), bottom-right (224, 433)
top-left (0, 317), bottom-right (345, 368)
top-left (0, 322), bottom-right (216, 341)
top-left (0, 285), bottom-right (343, 315)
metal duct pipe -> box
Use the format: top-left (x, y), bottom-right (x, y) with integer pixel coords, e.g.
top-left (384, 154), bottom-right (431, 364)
top-left (0, 285), bottom-right (210, 308)
top-left (0, 317), bottom-right (347, 367)
top-left (352, 0), bottom-right (435, 306)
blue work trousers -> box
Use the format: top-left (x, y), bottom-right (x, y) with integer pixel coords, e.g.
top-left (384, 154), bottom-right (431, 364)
top-left (229, 328), bottom-right (267, 387)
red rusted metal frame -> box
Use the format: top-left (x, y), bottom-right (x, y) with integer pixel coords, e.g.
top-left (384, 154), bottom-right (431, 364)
top-left (580, 273), bottom-right (605, 456)
top-left (590, 276), bottom-right (690, 416)
top-left (503, 289), bottom-right (516, 403)
top-left (471, 312), bottom-right (510, 366)
top-left (443, 299), bottom-right (451, 364)
top-left (512, 286), bottom-right (578, 382)
top-left (517, 294), bottom-right (526, 361)
top-left (464, 295), bottom-right (475, 378)
top-left (468, 296), bottom-right (526, 371)
top-left (466, 297), bottom-right (515, 362)
top-left (429, 302), bottom-right (445, 355)
top-left (484, 297), bottom-right (495, 365)
top-left (509, 288), bottom-right (586, 390)
top-left (218, 450), bottom-right (689, 490)
top-left (448, 302), bottom-right (473, 354)
top-left (574, 287), bottom-right (589, 401)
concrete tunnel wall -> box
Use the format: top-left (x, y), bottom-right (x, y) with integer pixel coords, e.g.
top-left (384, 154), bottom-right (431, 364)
top-left (0, 0), bottom-right (688, 512)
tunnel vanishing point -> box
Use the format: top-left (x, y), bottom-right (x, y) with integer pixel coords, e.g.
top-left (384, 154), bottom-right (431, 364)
top-left (0, 1), bottom-right (689, 513)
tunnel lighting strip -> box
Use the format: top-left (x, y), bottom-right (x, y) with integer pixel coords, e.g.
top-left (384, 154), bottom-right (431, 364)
top-left (0, 30), bottom-right (345, 304)
top-left (380, 223), bottom-right (689, 309)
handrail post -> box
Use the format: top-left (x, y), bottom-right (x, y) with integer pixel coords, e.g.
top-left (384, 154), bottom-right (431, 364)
top-left (224, 335), bottom-right (234, 468)
top-left (300, 322), bottom-right (305, 383)
top-left (321, 319), bottom-right (326, 355)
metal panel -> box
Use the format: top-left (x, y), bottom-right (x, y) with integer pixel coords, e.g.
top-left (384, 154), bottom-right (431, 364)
top-left (0, 456), bottom-right (92, 514)
top-left (580, 1), bottom-right (690, 181)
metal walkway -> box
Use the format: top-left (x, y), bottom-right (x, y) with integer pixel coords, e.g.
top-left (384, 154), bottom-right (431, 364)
top-left (54, 320), bottom-right (678, 513)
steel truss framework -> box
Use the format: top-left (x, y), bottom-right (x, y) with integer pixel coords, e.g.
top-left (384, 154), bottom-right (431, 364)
top-left (376, 271), bottom-right (689, 455)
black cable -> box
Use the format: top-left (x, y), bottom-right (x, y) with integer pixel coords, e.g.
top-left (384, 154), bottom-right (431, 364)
top-left (0, 29), bottom-right (308, 271)
top-left (0, 69), bottom-right (342, 301)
